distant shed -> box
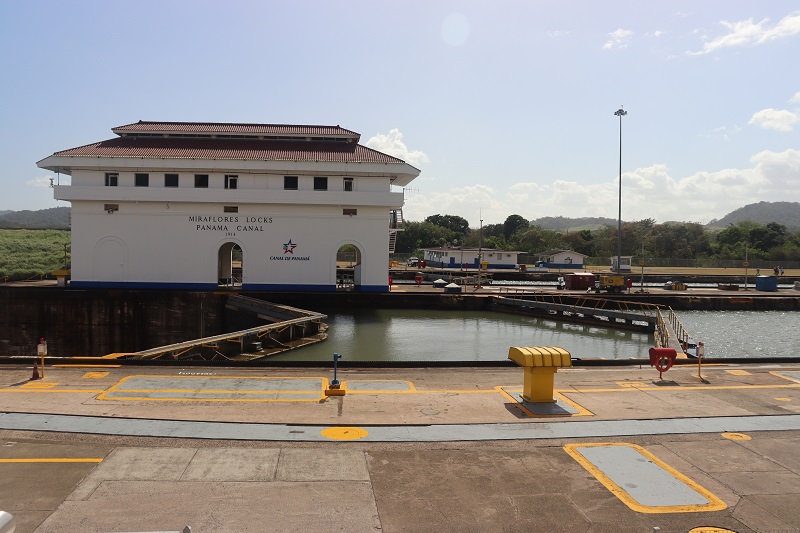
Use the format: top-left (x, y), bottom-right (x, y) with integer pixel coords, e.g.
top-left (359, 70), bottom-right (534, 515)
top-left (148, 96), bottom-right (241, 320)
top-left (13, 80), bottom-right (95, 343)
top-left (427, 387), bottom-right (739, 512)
top-left (536, 250), bottom-right (588, 269)
top-left (564, 272), bottom-right (596, 290)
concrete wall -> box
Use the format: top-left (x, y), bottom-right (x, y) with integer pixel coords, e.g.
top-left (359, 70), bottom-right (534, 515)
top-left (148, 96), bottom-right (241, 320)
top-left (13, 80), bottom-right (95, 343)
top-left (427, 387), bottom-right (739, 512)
top-left (68, 200), bottom-right (391, 290)
top-left (0, 289), bottom-right (227, 357)
top-left (55, 165), bottom-right (409, 292)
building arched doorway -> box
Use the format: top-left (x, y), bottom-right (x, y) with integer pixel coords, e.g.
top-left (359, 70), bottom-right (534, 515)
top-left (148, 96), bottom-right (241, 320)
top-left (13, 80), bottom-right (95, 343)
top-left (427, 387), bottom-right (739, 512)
top-left (335, 243), bottom-right (362, 290)
top-left (218, 242), bottom-right (243, 288)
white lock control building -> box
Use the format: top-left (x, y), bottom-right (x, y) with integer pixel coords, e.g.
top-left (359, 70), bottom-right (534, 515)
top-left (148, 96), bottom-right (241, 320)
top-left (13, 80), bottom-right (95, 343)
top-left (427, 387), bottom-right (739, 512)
top-left (38, 121), bottom-right (419, 291)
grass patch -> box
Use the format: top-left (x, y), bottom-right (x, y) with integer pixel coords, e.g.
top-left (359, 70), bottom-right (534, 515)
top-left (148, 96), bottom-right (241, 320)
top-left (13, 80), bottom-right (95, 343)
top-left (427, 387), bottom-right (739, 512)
top-left (0, 229), bottom-right (71, 280)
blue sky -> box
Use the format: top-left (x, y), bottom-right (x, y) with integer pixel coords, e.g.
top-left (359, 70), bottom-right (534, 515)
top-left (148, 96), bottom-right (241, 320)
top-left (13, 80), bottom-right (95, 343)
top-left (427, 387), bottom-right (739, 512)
top-left (2, 1), bottom-right (798, 226)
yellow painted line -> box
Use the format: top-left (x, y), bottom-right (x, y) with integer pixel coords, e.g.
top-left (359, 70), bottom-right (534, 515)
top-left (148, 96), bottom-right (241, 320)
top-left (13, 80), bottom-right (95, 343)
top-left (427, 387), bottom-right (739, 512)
top-left (0, 388), bottom-right (105, 393)
top-left (617, 382), bottom-right (647, 387)
top-left (96, 374), bottom-right (329, 402)
top-left (343, 380), bottom-right (418, 392)
top-left (419, 389), bottom-right (501, 393)
top-left (97, 395), bottom-right (325, 403)
top-left (773, 371), bottom-right (800, 384)
top-left (690, 528), bottom-right (736, 533)
top-left (83, 372), bottom-right (109, 378)
top-left (570, 383), bottom-right (800, 393)
top-left (105, 388), bottom-right (324, 394)
top-left (20, 382), bottom-right (58, 389)
top-left (0, 458), bottom-right (103, 463)
top-left (321, 427), bottom-right (368, 441)
top-left (725, 369), bottom-right (751, 376)
top-left (344, 388), bottom-right (496, 394)
top-left (721, 432), bottom-right (751, 441)
top-left (496, 386), bottom-right (594, 417)
top-left (564, 442), bottom-right (727, 514)
top-left (775, 397), bottom-right (792, 402)
top-left (53, 364), bottom-right (121, 368)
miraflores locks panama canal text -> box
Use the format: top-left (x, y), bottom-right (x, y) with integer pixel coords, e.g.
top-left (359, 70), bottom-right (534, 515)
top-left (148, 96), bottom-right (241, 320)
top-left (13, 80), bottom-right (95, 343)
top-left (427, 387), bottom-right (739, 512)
top-left (187, 214), bottom-right (310, 261)
top-left (188, 214), bottom-right (273, 233)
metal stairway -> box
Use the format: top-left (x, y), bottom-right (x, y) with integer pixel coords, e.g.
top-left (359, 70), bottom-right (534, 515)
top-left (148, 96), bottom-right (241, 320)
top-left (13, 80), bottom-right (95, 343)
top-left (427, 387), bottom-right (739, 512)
top-left (389, 208), bottom-right (404, 254)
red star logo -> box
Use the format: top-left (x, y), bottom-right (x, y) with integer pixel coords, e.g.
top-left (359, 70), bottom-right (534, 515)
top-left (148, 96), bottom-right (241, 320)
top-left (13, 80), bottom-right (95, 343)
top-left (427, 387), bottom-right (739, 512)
top-left (283, 239), bottom-right (297, 254)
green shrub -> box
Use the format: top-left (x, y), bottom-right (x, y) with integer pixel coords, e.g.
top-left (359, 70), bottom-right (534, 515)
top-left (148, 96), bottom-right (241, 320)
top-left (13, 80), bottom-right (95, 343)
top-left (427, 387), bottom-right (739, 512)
top-left (0, 229), bottom-right (71, 281)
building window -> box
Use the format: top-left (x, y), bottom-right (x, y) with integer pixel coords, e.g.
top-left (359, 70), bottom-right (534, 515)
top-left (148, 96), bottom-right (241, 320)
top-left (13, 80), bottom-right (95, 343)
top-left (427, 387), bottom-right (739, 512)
top-left (135, 173), bottom-right (149, 187)
top-left (314, 176), bottom-right (328, 191)
top-left (104, 204), bottom-right (119, 213)
top-left (224, 206), bottom-right (238, 213)
top-left (164, 174), bottom-right (179, 187)
top-left (105, 173), bottom-right (118, 187)
top-left (343, 177), bottom-right (354, 191)
top-left (194, 174), bottom-right (209, 188)
top-left (343, 208), bottom-right (357, 216)
top-left (225, 175), bottom-right (238, 190)
top-left (284, 176), bottom-right (298, 190)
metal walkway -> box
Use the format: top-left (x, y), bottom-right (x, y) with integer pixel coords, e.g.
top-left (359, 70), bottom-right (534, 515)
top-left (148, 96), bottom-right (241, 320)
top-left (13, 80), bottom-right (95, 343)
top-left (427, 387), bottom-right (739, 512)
top-left (105, 297), bottom-right (327, 361)
top-left (1, 412), bottom-right (798, 442)
top-left (493, 294), bottom-right (660, 331)
top-left (655, 307), bottom-right (691, 355)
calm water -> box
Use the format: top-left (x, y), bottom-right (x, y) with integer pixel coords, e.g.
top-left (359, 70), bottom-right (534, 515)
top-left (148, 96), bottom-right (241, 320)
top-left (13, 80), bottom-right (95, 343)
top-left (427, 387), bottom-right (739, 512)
top-left (679, 310), bottom-right (799, 359)
top-left (271, 308), bottom-right (799, 362)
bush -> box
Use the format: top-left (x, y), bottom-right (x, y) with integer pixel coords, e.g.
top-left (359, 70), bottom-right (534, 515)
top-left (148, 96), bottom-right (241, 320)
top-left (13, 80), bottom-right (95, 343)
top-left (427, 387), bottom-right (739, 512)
top-left (0, 229), bottom-right (70, 280)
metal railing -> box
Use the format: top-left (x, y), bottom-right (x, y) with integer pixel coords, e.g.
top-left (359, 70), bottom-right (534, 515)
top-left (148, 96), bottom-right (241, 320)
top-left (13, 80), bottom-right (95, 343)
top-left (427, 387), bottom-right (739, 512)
top-left (654, 306), bottom-right (691, 349)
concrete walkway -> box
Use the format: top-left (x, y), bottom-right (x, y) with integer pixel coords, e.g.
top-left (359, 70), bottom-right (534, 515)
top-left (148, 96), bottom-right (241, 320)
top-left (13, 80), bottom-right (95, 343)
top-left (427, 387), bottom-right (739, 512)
top-left (1, 362), bottom-right (799, 532)
top-left (2, 411), bottom-right (800, 443)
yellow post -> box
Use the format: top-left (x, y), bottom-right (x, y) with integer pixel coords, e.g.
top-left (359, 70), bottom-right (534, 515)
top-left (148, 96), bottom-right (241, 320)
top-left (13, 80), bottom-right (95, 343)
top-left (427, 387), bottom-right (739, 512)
top-left (522, 366), bottom-right (558, 403)
top-left (697, 342), bottom-right (705, 381)
top-left (508, 346), bottom-right (572, 403)
top-left (37, 340), bottom-right (47, 379)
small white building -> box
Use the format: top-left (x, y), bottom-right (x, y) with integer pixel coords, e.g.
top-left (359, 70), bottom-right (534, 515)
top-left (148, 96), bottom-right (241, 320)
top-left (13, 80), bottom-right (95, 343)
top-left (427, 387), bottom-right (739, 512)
top-left (611, 255), bottom-right (633, 273)
top-left (38, 121), bottom-right (419, 292)
top-left (536, 249), bottom-right (588, 269)
top-left (422, 247), bottom-right (520, 269)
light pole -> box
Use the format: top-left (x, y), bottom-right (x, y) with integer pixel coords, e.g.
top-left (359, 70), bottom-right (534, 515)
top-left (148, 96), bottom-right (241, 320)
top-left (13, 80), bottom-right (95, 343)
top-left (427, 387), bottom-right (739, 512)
top-left (477, 215), bottom-right (483, 286)
top-left (614, 106), bottom-right (627, 273)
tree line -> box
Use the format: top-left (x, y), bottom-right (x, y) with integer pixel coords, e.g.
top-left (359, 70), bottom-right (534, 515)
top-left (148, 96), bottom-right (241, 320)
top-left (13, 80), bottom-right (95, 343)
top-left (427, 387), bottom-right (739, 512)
top-left (395, 214), bottom-right (800, 262)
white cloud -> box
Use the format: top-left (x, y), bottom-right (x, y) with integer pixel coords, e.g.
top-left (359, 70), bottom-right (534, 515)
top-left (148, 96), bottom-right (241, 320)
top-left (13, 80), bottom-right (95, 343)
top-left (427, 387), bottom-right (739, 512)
top-left (403, 150), bottom-right (800, 225)
top-left (688, 12), bottom-right (800, 55)
top-left (27, 176), bottom-right (55, 188)
top-left (603, 28), bottom-right (633, 49)
top-left (790, 91), bottom-right (800, 104)
top-left (711, 125), bottom-right (742, 142)
top-left (366, 129), bottom-right (429, 167)
top-left (748, 108), bottom-right (799, 132)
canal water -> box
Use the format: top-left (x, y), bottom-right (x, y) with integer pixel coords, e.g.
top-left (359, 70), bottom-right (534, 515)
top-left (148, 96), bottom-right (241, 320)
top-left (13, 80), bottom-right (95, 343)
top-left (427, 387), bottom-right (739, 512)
top-left (679, 310), bottom-right (798, 359)
top-left (270, 308), bottom-right (799, 363)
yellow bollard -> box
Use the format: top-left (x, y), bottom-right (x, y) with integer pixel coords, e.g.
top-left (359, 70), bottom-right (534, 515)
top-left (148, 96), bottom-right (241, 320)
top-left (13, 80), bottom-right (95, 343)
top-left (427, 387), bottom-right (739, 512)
top-left (508, 346), bottom-right (572, 403)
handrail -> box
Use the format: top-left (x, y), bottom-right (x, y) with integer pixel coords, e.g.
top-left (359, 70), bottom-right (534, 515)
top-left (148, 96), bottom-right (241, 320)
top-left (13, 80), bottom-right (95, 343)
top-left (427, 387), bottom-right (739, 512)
top-left (654, 306), bottom-right (692, 350)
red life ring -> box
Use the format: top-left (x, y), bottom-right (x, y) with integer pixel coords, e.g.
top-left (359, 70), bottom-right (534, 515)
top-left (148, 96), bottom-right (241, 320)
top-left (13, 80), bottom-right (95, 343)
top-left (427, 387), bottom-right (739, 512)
top-left (655, 354), bottom-right (673, 373)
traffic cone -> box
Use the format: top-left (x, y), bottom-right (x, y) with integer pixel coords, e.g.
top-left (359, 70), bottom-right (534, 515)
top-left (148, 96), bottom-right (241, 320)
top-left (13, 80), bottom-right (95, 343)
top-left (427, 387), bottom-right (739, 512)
top-left (31, 359), bottom-right (40, 380)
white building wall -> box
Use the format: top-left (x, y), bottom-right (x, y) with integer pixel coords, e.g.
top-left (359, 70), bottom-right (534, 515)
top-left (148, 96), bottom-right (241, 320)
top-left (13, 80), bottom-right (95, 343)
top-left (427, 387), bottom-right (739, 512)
top-left (67, 199), bottom-right (390, 290)
top-left (42, 138), bottom-right (417, 292)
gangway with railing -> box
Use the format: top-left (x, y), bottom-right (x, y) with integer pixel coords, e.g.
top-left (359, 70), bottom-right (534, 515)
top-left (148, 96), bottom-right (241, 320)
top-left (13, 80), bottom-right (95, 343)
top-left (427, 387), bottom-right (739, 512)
top-left (492, 293), bottom-right (660, 332)
top-left (104, 296), bottom-right (327, 362)
top-left (654, 307), bottom-right (690, 356)
top-left (494, 293), bottom-right (694, 354)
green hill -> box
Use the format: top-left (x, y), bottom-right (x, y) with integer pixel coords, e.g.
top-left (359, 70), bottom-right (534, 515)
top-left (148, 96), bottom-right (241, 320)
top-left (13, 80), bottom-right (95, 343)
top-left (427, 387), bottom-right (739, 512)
top-left (530, 216), bottom-right (616, 231)
top-left (706, 201), bottom-right (800, 230)
top-left (0, 207), bottom-right (70, 229)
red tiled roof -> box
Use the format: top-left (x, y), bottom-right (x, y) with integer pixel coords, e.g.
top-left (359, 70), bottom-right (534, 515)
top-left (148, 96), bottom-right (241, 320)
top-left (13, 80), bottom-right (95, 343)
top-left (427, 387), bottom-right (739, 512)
top-left (52, 136), bottom-right (407, 165)
top-left (112, 121), bottom-right (359, 139)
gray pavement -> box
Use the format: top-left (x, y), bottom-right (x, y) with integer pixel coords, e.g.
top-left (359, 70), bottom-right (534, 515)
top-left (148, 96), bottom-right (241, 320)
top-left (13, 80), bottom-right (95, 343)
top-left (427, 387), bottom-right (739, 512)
top-left (1, 362), bottom-right (799, 532)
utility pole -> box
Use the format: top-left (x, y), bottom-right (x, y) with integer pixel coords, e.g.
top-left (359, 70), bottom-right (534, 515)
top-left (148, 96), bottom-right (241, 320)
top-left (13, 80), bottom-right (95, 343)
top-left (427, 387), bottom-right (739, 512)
top-left (614, 106), bottom-right (627, 273)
